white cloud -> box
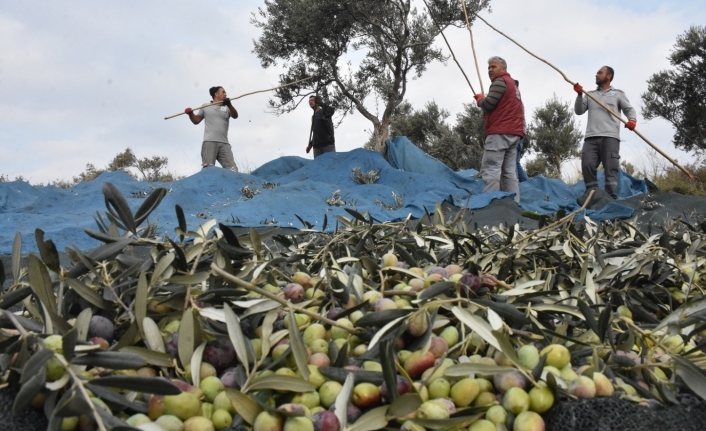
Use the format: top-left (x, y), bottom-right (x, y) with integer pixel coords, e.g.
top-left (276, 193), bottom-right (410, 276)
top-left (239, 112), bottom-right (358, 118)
top-left (0, 0), bottom-right (703, 183)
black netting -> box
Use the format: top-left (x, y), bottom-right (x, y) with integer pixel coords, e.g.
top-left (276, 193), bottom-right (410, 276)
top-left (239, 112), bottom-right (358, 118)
top-left (6, 389), bottom-right (706, 431)
top-left (0, 386), bottom-right (49, 431)
top-left (544, 396), bottom-right (706, 431)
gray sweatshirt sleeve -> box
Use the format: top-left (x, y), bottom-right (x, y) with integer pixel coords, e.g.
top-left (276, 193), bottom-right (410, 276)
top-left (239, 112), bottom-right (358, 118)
top-left (574, 94), bottom-right (587, 115)
top-left (479, 79), bottom-right (507, 112)
top-left (619, 92), bottom-right (637, 120)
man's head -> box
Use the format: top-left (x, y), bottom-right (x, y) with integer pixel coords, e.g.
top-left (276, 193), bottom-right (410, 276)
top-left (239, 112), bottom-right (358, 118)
top-left (595, 66), bottom-right (614, 86)
top-left (309, 95), bottom-right (320, 109)
top-left (487, 56), bottom-right (507, 80)
top-left (209, 86), bottom-right (227, 101)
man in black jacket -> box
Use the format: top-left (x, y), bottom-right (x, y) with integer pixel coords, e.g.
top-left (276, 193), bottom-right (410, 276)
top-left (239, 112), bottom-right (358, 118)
top-left (306, 95), bottom-right (336, 158)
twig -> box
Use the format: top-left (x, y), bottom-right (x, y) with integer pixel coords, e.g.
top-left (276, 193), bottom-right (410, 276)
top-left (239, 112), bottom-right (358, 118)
top-left (460, 0), bottom-right (484, 94)
top-left (0, 310), bottom-right (29, 338)
top-left (421, 0), bottom-right (476, 94)
top-left (211, 264), bottom-right (361, 334)
top-left (98, 262), bottom-right (135, 322)
top-left (57, 280), bottom-right (65, 318)
top-left (473, 14), bottom-right (695, 180)
top-left (165, 76), bottom-right (314, 120)
top-left (54, 353), bottom-right (109, 431)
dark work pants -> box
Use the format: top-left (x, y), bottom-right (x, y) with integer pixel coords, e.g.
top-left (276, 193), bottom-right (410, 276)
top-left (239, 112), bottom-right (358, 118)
top-left (581, 136), bottom-right (620, 199)
top-left (313, 144), bottom-right (336, 158)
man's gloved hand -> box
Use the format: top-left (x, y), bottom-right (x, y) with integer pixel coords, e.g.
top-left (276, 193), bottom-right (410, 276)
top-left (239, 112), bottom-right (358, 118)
top-left (473, 94), bottom-right (483, 106)
top-left (573, 83), bottom-right (583, 95)
top-left (306, 144), bottom-right (312, 154)
top-left (184, 108), bottom-right (193, 114)
top-left (625, 119), bottom-right (637, 131)
top-left (222, 98), bottom-right (231, 106)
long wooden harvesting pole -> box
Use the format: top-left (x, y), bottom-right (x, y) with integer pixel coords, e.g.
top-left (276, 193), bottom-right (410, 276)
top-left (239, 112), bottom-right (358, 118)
top-left (474, 14), bottom-right (696, 180)
top-left (460, 0), bottom-right (485, 94)
top-left (164, 76), bottom-right (314, 120)
top-left (422, 0), bottom-right (476, 94)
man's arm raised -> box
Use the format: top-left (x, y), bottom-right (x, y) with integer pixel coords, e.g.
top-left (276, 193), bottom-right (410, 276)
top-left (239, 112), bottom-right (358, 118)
top-left (223, 98), bottom-right (238, 119)
top-left (184, 108), bottom-right (203, 125)
top-left (477, 79), bottom-right (507, 112)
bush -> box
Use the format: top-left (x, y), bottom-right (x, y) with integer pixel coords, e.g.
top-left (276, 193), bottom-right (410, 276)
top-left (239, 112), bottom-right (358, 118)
top-left (652, 163), bottom-right (706, 196)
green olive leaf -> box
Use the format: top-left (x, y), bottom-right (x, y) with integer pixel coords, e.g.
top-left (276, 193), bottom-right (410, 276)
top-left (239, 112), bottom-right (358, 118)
top-left (142, 317), bottom-right (166, 353)
top-left (191, 341), bottom-right (207, 387)
top-left (121, 346), bottom-right (174, 368)
top-left (71, 351), bottom-right (147, 369)
top-left (178, 307), bottom-right (196, 368)
top-left (444, 363), bottom-right (517, 377)
top-left (387, 393), bottom-right (421, 418)
top-left (13, 366), bottom-right (46, 414)
top-left (20, 348), bottom-right (54, 384)
top-left (287, 310), bottom-right (309, 380)
top-left (347, 405), bottom-right (388, 431)
top-left (89, 375), bottom-right (181, 395)
top-left (673, 355), bottom-right (706, 402)
top-left (246, 375), bottom-right (314, 393)
top-left (66, 278), bottom-right (112, 310)
top-left (225, 388), bottom-right (262, 425)
top-left (12, 232), bottom-right (21, 282)
top-left (224, 304), bottom-right (251, 375)
top-left (334, 372), bottom-right (354, 430)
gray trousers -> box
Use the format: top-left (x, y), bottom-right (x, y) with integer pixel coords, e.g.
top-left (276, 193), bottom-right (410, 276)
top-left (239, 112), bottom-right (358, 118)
top-left (202, 141), bottom-right (238, 171)
top-left (581, 136), bottom-right (620, 199)
top-left (313, 144), bottom-right (336, 158)
top-left (481, 134), bottom-right (521, 202)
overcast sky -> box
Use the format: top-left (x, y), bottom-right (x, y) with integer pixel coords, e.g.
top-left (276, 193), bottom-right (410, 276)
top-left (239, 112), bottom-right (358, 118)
top-left (1, 0), bottom-right (704, 184)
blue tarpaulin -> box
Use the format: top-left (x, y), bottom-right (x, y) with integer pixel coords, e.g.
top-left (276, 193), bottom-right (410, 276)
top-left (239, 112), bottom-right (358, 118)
top-left (0, 137), bottom-right (646, 254)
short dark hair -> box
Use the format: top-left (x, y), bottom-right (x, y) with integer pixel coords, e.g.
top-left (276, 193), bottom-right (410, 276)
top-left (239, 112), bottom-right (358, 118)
top-left (209, 86), bottom-right (223, 98)
top-left (309, 94), bottom-right (321, 105)
top-left (603, 66), bottom-right (614, 82)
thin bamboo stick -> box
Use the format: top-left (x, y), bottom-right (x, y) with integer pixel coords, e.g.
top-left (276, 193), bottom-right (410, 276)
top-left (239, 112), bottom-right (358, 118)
top-left (460, 0), bottom-right (485, 94)
top-left (164, 76), bottom-right (314, 120)
top-left (421, 0), bottom-right (476, 94)
top-left (474, 14), bottom-right (696, 180)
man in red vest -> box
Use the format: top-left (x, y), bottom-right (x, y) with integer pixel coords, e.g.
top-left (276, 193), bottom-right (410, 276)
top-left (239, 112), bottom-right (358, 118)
top-left (474, 56), bottom-right (525, 202)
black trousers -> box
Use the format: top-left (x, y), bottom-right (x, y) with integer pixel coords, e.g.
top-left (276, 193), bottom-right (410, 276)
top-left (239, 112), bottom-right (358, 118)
top-left (581, 136), bottom-right (620, 199)
top-left (313, 144), bottom-right (336, 158)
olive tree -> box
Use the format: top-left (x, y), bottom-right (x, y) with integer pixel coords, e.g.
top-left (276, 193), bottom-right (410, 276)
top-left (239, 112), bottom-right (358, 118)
top-left (525, 95), bottom-right (583, 177)
top-left (642, 25), bottom-right (706, 153)
top-left (364, 100), bottom-right (485, 170)
top-left (251, 0), bottom-right (490, 155)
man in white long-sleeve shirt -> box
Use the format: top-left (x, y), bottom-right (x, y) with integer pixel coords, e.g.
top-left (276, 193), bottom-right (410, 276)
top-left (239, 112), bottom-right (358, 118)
top-left (574, 66), bottom-right (636, 199)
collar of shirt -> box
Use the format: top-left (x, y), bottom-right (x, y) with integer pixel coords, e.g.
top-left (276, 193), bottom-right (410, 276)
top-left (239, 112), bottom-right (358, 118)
top-left (596, 85), bottom-right (614, 93)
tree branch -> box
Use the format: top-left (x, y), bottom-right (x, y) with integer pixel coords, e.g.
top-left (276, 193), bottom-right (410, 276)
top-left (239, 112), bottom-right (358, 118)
top-left (331, 67), bottom-right (378, 126)
top-left (345, 4), bottom-right (397, 44)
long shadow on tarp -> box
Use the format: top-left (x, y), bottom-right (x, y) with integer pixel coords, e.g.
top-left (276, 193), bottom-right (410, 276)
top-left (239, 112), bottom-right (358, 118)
top-left (0, 136), bottom-right (646, 255)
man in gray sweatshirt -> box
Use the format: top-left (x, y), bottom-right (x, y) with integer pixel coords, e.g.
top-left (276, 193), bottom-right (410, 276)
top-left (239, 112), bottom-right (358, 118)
top-left (574, 66), bottom-right (636, 199)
